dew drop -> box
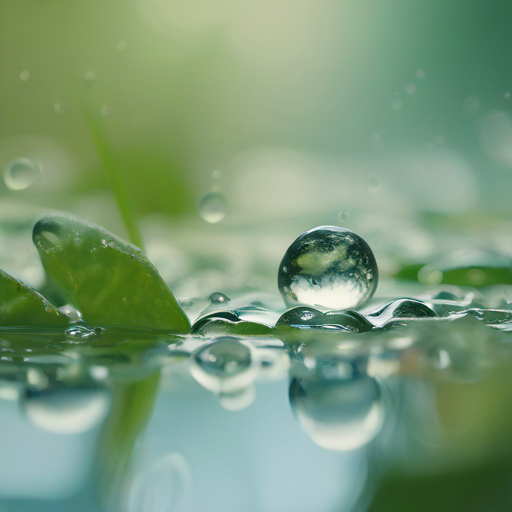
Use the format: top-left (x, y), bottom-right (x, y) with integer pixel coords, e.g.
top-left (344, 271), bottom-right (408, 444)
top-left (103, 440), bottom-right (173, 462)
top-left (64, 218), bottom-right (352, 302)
top-left (22, 385), bottom-right (110, 434)
top-left (199, 191), bottom-right (227, 223)
top-left (391, 99), bottom-right (402, 110)
top-left (209, 292), bottom-right (230, 304)
top-left (339, 210), bottom-right (351, 222)
top-left (278, 226), bottom-right (379, 310)
top-left (405, 83), bottom-right (416, 94)
top-left (3, 157), bottom-right (40, 191)
top-left (20, 69), bottom-right (30, 81)
top-left (84, 71), bottom-right (95, 89)
top-left (367, 173), bottom-right (382, 193)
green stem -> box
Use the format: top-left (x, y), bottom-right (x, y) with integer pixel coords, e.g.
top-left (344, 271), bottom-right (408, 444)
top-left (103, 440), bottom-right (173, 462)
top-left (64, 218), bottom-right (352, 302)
top-left (81, 100), bottom-right (144, 251)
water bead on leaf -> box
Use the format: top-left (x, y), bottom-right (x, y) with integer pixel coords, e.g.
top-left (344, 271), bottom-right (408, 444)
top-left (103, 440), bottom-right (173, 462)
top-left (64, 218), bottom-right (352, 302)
top-left (209, 292), bottom-right (230, 304)
top-left (3, 157), bottom-right (40, 191)
top-left (278, 226), bottom-right (378, 310)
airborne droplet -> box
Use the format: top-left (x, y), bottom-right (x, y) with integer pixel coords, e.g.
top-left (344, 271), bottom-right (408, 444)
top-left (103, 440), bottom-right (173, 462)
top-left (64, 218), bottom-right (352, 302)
top-left (199, 192), bottom-right (228, 223)
top-left (278, 226), bottom-right (379, 310)
top-left (3, 157), bottom-right (40, 191)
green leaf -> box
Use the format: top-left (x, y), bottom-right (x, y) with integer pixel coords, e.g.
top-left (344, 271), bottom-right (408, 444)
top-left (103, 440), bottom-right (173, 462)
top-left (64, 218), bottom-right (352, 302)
top-left (0, 269), bottom-right (69, 327)
top-left (32, 213), bottom-right (190, 333)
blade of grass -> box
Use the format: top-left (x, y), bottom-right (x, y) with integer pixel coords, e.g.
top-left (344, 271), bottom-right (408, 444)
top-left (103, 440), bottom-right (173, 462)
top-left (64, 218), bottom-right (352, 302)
top-left (80, 100), bottom-right (144, 251)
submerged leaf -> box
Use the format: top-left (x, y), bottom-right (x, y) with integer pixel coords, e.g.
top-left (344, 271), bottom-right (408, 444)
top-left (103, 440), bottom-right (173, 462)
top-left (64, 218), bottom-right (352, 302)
top-left (32, 213), bottom-right (190, 333)
top-left (0, 269), bottom-right (69, 326)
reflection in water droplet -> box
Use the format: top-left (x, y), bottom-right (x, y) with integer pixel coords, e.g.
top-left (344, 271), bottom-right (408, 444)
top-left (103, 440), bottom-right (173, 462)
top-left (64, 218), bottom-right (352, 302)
top-left (65, 325), bottom-right (97, 342)
top-left (20, 70), bottom-right (30, 81)
top-left (199, 192), bottom-right (228, 223)
top-left (405, 83), bottom-right (416, 94)
top-left (190, 338), bottom-right (257, 394)
top-left (417, 69), bottom-right (425, 79)
top-left (367, 174), bottom-right (382, 193)
top-left (22, 385), bottom-right (110, 434)
top-left (218, 385), bottom-right (256, 411)
top-left (84, 71), bottom-right (95, 89)
top-left (278, 226), bottom-right (379, 310)
top-left (339, 210), bottom-right (351, 222)
top-left (209, 292), bottom-right (230, 304)
top-left (3, 157), bottom-right (40, 191)
top-left (128, 453), bottom-right (192, 512)
top-left (391, 100), bottom-right (402, 110)
top-left (289, 365), bottom-right (384, 451)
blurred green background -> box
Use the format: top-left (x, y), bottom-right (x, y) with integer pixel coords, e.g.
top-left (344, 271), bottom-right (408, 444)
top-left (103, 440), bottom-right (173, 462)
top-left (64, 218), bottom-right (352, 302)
top-left (1, 0), bottom-right (512, 226)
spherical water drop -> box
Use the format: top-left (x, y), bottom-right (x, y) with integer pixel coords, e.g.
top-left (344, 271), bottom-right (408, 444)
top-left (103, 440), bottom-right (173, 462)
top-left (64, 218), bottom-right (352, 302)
top-left (84, 71), bottom-right (95, 89)
top-left (22, 385), bottom-right (110, 434)
top-left (367, 174), bottom-right (382, 193)
top-left (339, 210), bottom-right (351, 222)
top-left (190, 338), bottom-right (257, 394)
top-left (278, 226), bottom-right (378, 310)
top-left (3, 157), bottom-right (40, 191)
top-left (199, 192), bottom-right (227, 223)
top-left (209, 292), bottom-right (230, 304)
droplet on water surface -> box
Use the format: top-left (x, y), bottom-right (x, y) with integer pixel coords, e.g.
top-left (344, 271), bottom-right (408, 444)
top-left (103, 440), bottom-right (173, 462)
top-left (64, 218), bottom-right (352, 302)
top-left (22, 385), bottom-right (110, 434)
top-left (65, 325), bottom-right (97, 342)
top-left (278, 226), bottom-right (379, 310)
top-left (209, 292), bottom-right (230, 304)
top-left (199, 192), bottom-right (227, 223)
top-left (190, 338), bottom-right (257, 394)
top-left (3, 157), bottom-right (40, 191)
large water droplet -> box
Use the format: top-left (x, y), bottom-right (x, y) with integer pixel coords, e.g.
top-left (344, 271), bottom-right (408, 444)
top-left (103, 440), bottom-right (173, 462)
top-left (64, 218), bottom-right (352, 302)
top-left (278, 226), bottom-right (379, 310)
top-left (209, 291), bottom-right (230, 304)
top-left (22, 385), bottom-right (110, 434)
top-left (289, 358), bottom-right (383, 450)
top-left (190, 338), bottom-right (257, 394)
top-left (3, 157), bottom-right (40, 190)
top-left (199, 192), bottom-right (227, 223)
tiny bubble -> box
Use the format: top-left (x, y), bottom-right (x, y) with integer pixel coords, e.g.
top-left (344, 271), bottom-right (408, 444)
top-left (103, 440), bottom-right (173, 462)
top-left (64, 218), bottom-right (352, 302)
top-left (339, 210), bottom-right (351, 222)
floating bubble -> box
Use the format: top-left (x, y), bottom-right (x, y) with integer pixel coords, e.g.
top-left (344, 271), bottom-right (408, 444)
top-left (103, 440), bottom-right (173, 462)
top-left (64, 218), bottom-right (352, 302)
top-left (463, 97), bottom-right (480, 114)
top-left (391, 100), bottom-right (402, 110)
top-left (209, 292), bottom-right (230, 304)
top-left (339, 210), bottom-right (351, 222)
top-left (3, 157), bottom-right (40, 191)
top-left (22, 385), bottom-right (110, 434)
top-left (190, 338), bottom-right (258, 394)
top-left (199, 192), bottom-right (227, 223)
top-left (405, 83), bottom-right (416, 94)
top-left (289, 368), bottom-right (384, 450)
top-left (278, 226), bottom-right (379, 310)
top-left (20, 70), bottom-right (30, 81)
top-left (416, 69), bottom-right (425, 79)
top-left (367, 173), bottom-right (382, 193)
top-left (83, 71), bottom-right (95, 89)
top-left (101, 105), bottom-right (113, 116)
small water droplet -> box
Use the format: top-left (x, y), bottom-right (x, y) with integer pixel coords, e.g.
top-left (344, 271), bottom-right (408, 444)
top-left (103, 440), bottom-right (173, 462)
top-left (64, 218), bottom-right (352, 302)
top-left (65, 325), bottom-right (97, 342)
top-left (22, 385), bottom-right (110, 434)
top-left (84, 71), bottom-right (95, 89)
top-left (20, 69), bottom-right (30, 81)
top-left (405, 83), bottom-right (416, 94)
top-left (367, 174), bottom-right (382, 193)
top-left (209, 292), bottom-right (230, 304)
top-left (54, 101), bottom-right (66, 113)
top-left (59, 304), bottom-right (83, 323)
top-left (190, 338), bottom-right (257, 394)
top-left (278, 226), bottom-right (379, 310)
top-left (368, 298), bottom-right (436, 327)
top-left (339, 210), bottom-right (351, 222)
top-left (391, 99), bottom-right (402, 110)
top-left (3, 157), bottom-right (40, 190)
top-left (371, 133), bottom-right (383, 146)
top-left (463, 97), bottom-right (480, 114)
top-left (211, 170), bottom-right (221, 180)
top-left (416, 69), bottom-right (425, 79)
top-left (199, 192), bottom-right (228, 223)
top-left (116, 40), bottom-right (126, 51)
